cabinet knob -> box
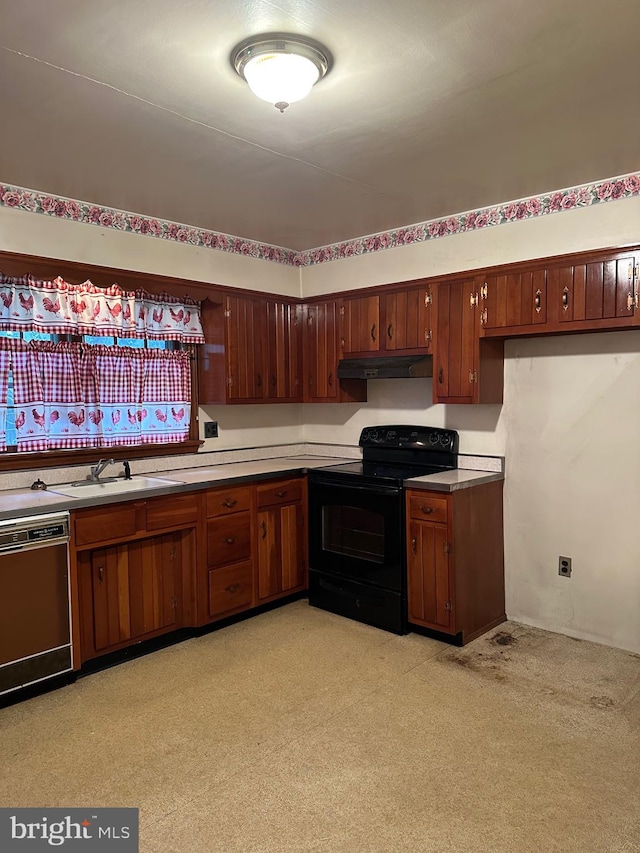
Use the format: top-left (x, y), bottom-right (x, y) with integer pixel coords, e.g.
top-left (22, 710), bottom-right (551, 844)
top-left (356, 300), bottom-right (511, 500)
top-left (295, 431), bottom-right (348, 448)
top-left (328, 372), bottom-right (333, 387)
top-left (223, 536), bottom-right (237, 545)
top-left (411, 537), bottom-right (417, 554)
top-left (256, 373), bottom-right (263, 387)
top-left (260, 521), bottom-right (267, 539)
top-left (225, 583), bottom-right (240, 594)
top-left (97, 564), bottom-right (104, 583)
top-left (275, 490), bottom-right (287, 498)
top-left (438, 367), bottom-right (444, 385)
top-left (221, 499), bottom-right (237, 509)
top-left (420, 506), bottom-right (434, 515)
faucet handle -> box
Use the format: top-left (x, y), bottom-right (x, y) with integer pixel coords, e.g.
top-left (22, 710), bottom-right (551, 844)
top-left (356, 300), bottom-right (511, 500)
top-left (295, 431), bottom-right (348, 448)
top-left (123, 460), bottom-right (131, 480)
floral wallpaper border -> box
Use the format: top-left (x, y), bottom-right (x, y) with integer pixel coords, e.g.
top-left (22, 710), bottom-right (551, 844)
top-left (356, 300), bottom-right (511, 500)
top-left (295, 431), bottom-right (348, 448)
top-left (1, 172), bottom-right (639, 269)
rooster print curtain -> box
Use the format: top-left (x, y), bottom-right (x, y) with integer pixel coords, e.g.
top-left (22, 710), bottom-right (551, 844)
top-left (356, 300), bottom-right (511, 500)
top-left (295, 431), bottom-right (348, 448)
top-left (3, 340), bottom-right (190, 451)
top-left (0, 274), bottom-right (204, 343)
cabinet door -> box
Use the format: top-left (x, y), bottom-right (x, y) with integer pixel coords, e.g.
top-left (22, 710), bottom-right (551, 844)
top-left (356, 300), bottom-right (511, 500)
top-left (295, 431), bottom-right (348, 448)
top-left (433, 280), bottom-right (477, 403)
top-left (341, 295), bottom-right (380, 354)
top-left (305, 301), bottom-right (340, 402)
top-left (551, 256), bottom-right (637, 326)
top-left (383, 286), bottom-right (433, 352)
top-left (88, 532), bottom-right (181, 654)
top-left (407, 520), bottom-right (453, 631)
top-left (257, 503), bottom-right (306, 601)
top-left (265, 301), bottom-right (302, 401)
top-left (480, 269), bottom-right (548, 330)
top-left (226, 295), bottom-right (267, 401)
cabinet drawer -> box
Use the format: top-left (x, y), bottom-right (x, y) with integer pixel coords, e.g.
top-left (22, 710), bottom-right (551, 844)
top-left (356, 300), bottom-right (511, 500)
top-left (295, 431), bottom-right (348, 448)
top-left (207, 513), bottom-right (251, 567)
top-left (206, 486), bottom-right (252, 518)
top-left (73, 504), bottom-right (138, 547)
top-left (208, 561), bottom-right (253, 618)
top-left (257, 478), bottom-right (303, 509)
top-left (146, 493), bottom-right (199, 531)
top-left (408, 494), bottom-right (448, 524)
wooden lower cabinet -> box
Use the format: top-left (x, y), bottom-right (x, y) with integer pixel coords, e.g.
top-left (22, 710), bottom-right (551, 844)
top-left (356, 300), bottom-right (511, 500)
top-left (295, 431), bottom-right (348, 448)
top-left (256, 478), bottom-right (307, 603)
top-left (201, 484), bottom-right (256, 622)
top-left (79, 530), bottom-right (184, 659)
top-left (406, 481), bottom-right (505, 644)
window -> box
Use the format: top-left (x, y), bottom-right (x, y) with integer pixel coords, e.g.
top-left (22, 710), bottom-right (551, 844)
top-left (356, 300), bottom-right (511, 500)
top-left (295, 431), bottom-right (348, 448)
top-left (0, 332), bottom-right (192, 454)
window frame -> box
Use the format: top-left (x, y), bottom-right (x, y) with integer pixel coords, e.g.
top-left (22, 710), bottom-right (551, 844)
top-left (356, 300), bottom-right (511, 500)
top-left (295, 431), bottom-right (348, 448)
top-left (0, 251), bottom-right (206, 472)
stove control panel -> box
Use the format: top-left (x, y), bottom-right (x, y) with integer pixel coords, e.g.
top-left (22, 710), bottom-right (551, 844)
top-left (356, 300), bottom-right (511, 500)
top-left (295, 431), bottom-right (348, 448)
top-left (359, 425), bottom-right (459, 454)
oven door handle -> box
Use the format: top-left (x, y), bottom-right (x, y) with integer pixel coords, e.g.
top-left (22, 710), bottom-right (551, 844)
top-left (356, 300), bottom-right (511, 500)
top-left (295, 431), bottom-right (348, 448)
top-left (309, 478), bottom-right (400, 497)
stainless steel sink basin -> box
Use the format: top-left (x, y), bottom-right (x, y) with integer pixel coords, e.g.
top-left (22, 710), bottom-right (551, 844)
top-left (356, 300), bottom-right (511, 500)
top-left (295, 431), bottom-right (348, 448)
top-left (49, 476), bottom-right (180, 498)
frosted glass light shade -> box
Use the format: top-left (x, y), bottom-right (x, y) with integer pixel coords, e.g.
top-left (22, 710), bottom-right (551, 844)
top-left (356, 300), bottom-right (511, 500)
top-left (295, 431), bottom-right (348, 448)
top-left (244, 53), bottom-right (320, 106)
top-left (232, 34), bottom-right (331, 112)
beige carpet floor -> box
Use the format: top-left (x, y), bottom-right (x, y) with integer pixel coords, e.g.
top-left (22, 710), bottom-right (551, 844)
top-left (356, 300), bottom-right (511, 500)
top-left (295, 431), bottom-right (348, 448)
top-left (1, 601), bottom-right (639, 852)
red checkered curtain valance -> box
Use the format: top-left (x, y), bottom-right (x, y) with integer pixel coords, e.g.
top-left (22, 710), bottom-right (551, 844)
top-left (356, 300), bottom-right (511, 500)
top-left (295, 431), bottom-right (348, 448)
top-left (0, 274), bottom-right (205, 343)
top-left (7, 340), bottom-right (191, 451)
top-left (0, 341), bottom-right (10, 451)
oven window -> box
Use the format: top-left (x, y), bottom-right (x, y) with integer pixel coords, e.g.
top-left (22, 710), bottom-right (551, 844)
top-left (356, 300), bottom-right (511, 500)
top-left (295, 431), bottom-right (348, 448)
top-left (322, 505), bottom-right (385, 564)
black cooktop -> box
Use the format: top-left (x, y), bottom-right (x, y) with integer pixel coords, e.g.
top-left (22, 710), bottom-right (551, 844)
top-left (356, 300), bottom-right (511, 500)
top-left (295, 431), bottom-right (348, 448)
top-left (309, 425), bottom-right (459, 488)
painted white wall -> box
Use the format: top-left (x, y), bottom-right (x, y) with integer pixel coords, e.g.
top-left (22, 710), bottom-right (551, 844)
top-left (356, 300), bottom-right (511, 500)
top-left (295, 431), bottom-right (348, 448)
top-left (0, 206), bottom-right (301, 298)
top-left (503, 331), bottom-right (640, 653)
top-left (198, 403), bottom-right (303, 451)
top-left (301, 196), bottom-right (640, 297)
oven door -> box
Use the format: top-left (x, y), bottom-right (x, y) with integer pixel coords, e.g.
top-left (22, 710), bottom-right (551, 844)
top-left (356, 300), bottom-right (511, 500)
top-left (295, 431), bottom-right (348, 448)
top-left (308, 476), bottom-right (404, 591)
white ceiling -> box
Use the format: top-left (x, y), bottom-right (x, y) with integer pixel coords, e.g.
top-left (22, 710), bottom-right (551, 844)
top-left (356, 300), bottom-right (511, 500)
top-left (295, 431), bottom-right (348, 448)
top-left (0, 0), bottom-right (638, 251)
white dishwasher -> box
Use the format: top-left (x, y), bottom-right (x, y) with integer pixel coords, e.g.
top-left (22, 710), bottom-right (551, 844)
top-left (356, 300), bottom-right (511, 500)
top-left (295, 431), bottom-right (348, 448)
top-left (0, 511), bottom-right (72, 698)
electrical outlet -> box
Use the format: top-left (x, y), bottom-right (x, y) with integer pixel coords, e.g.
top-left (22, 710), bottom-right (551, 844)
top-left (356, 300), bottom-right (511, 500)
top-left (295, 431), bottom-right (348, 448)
top-left (204, 421), bottom-right (218, 439)
top-left (558, 556), bottom-right (572, 578)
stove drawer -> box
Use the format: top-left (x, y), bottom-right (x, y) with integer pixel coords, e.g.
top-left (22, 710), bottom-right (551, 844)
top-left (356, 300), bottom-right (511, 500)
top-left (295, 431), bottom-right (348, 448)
top-left (408, 494), bottom-right (448, 524)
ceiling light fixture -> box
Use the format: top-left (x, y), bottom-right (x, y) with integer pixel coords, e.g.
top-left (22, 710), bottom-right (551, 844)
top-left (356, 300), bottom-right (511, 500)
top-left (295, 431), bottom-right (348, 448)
top-left (232, 33), bottom-right (331, 113)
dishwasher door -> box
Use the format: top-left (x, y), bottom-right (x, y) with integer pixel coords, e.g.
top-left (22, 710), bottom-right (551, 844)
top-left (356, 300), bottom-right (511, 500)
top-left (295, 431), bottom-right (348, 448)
top-left (0, 512), bottom-right (72, 697)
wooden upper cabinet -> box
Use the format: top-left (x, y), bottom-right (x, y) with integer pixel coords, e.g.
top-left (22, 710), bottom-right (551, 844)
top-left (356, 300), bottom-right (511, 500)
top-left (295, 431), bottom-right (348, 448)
top-left (265, 301), bottom-right (302, 402)
top-left (304, 301), bottom-right (367, 403)
top-left (433, 279), bottom-right (503, 405)
top-left (479, 269), bottom-right (548, 331)
top-left (341, 295), bottom-right (380, 354)
top-left (548, 255), bottom-right (638, 327)
top-left (198, 294), bottom-right (302, 405)
top-left (383, 285), bottom-right (433, 352)
top-left (226, 294), bottom-right (267, 402)
top-left (479, 251), bottom-right (639, 337)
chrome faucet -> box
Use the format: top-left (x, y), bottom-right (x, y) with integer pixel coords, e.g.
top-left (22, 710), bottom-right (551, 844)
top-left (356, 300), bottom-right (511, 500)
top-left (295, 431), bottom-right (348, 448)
top-left (89, 458), bottom-right (116, 481)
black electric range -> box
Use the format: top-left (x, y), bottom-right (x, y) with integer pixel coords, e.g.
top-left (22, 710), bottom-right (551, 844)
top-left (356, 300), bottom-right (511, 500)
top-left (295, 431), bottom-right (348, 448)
top-left (307, 425), bottom-right (459, 634)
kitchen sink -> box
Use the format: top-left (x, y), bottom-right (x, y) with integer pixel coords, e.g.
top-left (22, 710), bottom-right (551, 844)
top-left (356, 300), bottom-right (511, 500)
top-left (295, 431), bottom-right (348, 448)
top-left (49, 476), bottom-right (180, 498)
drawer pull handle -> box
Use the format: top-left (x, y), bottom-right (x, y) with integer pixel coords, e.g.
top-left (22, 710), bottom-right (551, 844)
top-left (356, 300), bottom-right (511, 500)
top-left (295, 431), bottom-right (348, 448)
top-left (225, 583), bottom-right (240, 594)
top-left (221, 499), bottom-right (237, 509)
top-left (535, 289), bottom-right (542, 312)
top-left (275, 490), bottom-right (287, 498)
top-left (97, 564), bottom-right (104, 583)
top-left (562, 286), bottom-right (570, 311)
top-left (438, 367), bottom-right (444, 385)
top-left (387, 323), bottom-right (393, 340)
top-left (411, 537), bottom-right (417, 554)
top-left (223, 536), bottom-right (237, 545)
top-left (328, 372), bottom-right (333, 387)
top-left (370, 322), bottom-right (377, 342)
top-left (260, 521), bottom-right (267, 539)
top-left (420, 506), bottom-right (435, 515)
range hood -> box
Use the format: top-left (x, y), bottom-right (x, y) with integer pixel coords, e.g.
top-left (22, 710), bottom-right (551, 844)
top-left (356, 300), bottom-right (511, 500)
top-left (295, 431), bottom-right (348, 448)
top-left (337, 355), bottom-right (433, 380)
